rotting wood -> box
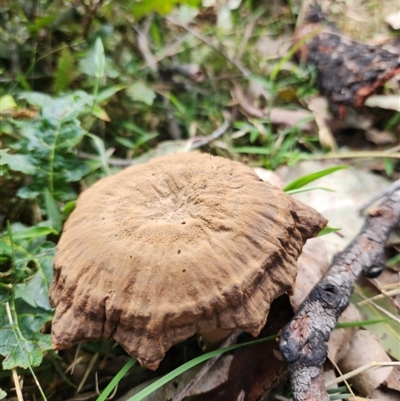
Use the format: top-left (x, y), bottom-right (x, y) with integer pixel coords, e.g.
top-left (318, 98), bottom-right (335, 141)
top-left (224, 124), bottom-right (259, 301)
top-left (295, 7), bottom-right (400, 118)
top-left (280, 185), bottom-right (400, 401)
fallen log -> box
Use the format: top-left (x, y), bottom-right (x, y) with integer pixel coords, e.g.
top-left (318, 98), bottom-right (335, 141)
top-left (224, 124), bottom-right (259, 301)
top-left (295, 8), bottom-right (400, 118)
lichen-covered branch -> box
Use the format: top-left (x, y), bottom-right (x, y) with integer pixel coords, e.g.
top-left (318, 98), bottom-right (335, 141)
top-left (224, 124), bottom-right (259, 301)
top-left (280, 187), bottom-right (400, 401)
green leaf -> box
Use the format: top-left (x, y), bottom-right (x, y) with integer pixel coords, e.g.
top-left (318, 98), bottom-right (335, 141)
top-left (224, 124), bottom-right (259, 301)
top-left (0, 298), bottom-right (53, 370)
top-left (0, 94), bottom-right (17, 113)
top-left (317, 227), bottom-right (341, 237)
top-left (86, 133), bottom-right (111, 175)
top-left (62, 201), bottom-right (76, 219)
top-left (285, 186), bottom-right (335, 195)
top-left (54, 46), bottom-right (75, 93)
top-left (1, 226), bottom-right (56, 240)
top-left (233, 146), bottom-right (272, 155)
top-left (96, 85), bottom-right (127, 104)
top-left (44, 189), bottom-right (62, 232)
top-left (0, 388), bottom-right (7, 399)
top-left (0, 148), bottom-right (12, 166)
top-left (386, 254), bottom-right (400, 267)
top-left (96, 359), bottom-right (136, 401)
top-left (94, 37), bottom-right (105, 79)
top-left (6, 154), bottom-right (36, 175)
top-left (283, 166), bottom-right (348, 192)
top-left (126, 82), bottom-right (156, 106)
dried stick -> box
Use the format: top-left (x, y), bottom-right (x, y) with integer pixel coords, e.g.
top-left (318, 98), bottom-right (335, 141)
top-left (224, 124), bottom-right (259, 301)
top-left (280, 187), bottom-right (400, 401)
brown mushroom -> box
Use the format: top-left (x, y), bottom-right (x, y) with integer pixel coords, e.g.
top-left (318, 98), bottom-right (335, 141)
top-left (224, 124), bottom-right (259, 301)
top-left (49, 152), bottom-right (327, 370)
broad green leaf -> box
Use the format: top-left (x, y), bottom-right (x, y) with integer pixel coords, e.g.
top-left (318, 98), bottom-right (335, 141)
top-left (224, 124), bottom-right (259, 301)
top-left (0, 228), bottom-right (55, 370)
top-left (0, 94), bottom-right (17, 113)
top-left (96, 85), bottom-right (127, 104)
top-left (6, 154), bottom-right (36, 175)
top-left (126, 82), bottom-right (156, 106)
top-left (10, 93), bottom-right (89, 202)
top-left (16, 187), bottom-right (40, 199)
top-left (19, 92), bottom-right (53, 109)
top-left (54, 46), bottom-right (75, 93)
top-left (283, 166), bottom-right (348, 192)
top-left (0, 297), bottom-right (53, 370)
top-left (14, 269), bottom-right (52, 310)
top-left (0, 388), bottom-right (6, 399)
top-left (0, 149), bottom-right (12, 166)
top-left (44, 189), bottom-right (62, 232)
top-left (94, 37), bottom-right (105, 78)
top-left (92, 105), bottom-right (110, 122)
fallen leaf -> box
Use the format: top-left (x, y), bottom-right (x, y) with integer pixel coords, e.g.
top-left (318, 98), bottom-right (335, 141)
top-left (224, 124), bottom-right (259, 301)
top-left (364, 128), bottom-right (396, 145)
top-left (385, 11), bottom-right (400, 30)
top-left (352, 278), bottom-right (400, 361)
top-left (365, 95), bottom-right (400, 111)
top-left (338, 330), bottom-right (393, 397)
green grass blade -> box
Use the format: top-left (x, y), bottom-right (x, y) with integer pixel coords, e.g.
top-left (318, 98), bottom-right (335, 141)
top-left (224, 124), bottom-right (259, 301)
top-left (128, 335), bottom-right (277, 401)
top-left (1, 226), bottom-right (57, 240)
top-left (335, 317), bottom-right (390, 329)
top-left (285, 186), bottom-right (335, 195)
top-left (283, 166), bottom-right (347, 192)
top-left (96, 358), bottom-right (136, 401)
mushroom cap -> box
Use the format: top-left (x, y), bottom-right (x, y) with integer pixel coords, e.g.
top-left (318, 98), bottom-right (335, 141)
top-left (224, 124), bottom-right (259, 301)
top-left (49, 153), bottom-right (327, 369)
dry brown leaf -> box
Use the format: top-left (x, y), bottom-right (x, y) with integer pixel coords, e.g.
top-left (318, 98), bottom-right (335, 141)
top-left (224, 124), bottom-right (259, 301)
top-left (256, 34), bottom-right (292, 59)
top-left (364, 128), bottom-right (396, 145)
top-left (232, 83), bottom-right (314, 130)
top-left (253, 167), bottom-right (285, 189)
top-left (338, 330), bottom-right (393, 396)
top-left (307, 96), bottom-right (337, 149)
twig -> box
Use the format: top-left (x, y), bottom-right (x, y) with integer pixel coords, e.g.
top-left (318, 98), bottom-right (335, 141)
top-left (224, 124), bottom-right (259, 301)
top-left (133, 16), bottom-right (158, 74)
top-left (95, 372), bottom-right (118, 399)
top-left (78, 119), bottom-right (230, 166)
top-left (359, 179), bottom-right (400, 214)
top-left (166, 17), bottom-right (250, 76)
top-left (12, 368), bottom-right (24, 401)
top-left (189, 119), bottom-right (230, 150)
top-left (75, 352), bottom-right (99, 395)
top-left (280, 186), bottom-right (400, 401)
top-left (172, 330), bottom-right (242, 401)
top-left (326, 361), bottom-right (400, 387)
